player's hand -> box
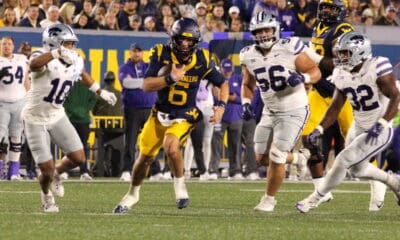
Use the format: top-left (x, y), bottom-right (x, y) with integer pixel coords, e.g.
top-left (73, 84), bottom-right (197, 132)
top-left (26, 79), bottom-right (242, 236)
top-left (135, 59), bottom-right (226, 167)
top-left (287, 71), bottom-right (305, 87)
top-left (210, 105), bottom-right (224, 124)
top-left (170, 64), bottom-right (186, 82)
top-left (365, 122), bottom-right (385, 145)
top-left (307, 128), bottom-right (322, 147)
top-left (242, 103), bottom-right (254, 121)
top-left (100, 89), bottom-right (117, 106)
top-left (59, 46), bottom-right (75, 65)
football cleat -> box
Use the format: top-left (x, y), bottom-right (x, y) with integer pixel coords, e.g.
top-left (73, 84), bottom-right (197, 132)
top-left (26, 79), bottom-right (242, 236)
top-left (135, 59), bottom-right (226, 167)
top-left (51, 173), bottom-right (65, 197)
top-left (386, 171), bottom-right (400, 205)
top-left (254, 195), bottom-right (277, 212)
top-left (369, 200), bottom-right (384, 211)
top-left (318, 192), bottom-right (333, 204)
top-left (176, 198), bottom-right (189, 209)
top-left (112, 205), bottom-right (130, 214)
top-left (295, 192), bottom-right (322, 213)
top-left (41, 191), bottom-right (59, 213)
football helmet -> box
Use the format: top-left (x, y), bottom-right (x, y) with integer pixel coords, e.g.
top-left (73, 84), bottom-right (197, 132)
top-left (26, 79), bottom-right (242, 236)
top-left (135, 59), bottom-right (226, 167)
top-left (317, 0), bottom-right (347, 24)
top-left (249, 11), bottom-right (280, 49)
top-left (170, 18), bottom-right (201, 64)
top-left (333, 31), bottom-right (372, 71)
top-left (42, 23), bottom-right (78, 51)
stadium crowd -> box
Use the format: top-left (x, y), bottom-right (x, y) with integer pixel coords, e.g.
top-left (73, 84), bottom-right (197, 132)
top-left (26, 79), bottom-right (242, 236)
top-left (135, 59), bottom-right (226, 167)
top-left (0, 0), bottom-right (399, 32)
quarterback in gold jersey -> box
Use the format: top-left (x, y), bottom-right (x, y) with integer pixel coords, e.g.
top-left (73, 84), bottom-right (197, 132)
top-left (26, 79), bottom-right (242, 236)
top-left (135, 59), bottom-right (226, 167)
top-left (113, 18), bottom-right (229, 213)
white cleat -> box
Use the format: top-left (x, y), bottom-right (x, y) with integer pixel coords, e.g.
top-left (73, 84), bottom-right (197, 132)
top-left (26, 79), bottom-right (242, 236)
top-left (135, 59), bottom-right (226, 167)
top-left (120, 171), bottom-right (132, 182)
top-left (369, 200), bottom-right (384, 211)
top-left (10, 174), bottom-right (23, 181)
top-left (113, 194), bottom-right (139, 214)
top-left (386, 171), bottom-right (400, 205)
top-left (295, 192), bottom-right (322, 213)
top-left (161, 171), bottom-right (172, 181)
top-left (246, 172), bottom-right (260, 181)
top-left (41, 191), bottom-right (59, 213)
top-left (318, 192), bottom-right (333, 204)
top-left (199, 173), bottom-right (209, 181)
top-left (149, 173), bottom-right (163, 181)
top-left (80, 173), bottom-right (93, 181)
top-left (228, 173), bottom-right (244, 181)
top-left (254, 195), bottom-right (277, 212)
top-left (207, 173), bottom-right (218, 180)
top-left (51, 173), bottom-right (65, 197)
top-left (59, 172), bottom-right (69, 180)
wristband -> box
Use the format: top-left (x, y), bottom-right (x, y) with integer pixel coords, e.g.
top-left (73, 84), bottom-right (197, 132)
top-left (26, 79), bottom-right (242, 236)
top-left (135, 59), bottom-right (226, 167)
top-left (89, 82), bottom-right (100, 93)
top-left (316, 125), bottom-right (324, 134)
top-left (165, 74), bottom-right (176, 86)
top-left (303, 73), bottom-right (311, 84)
top-left (51, 49), bottom-right (60, 59)
top-left (242, 98), bottom-right (251, 105)
top-left (378, 118), bottom-right (389, 128)
top-left (217, 100), bottom-right (227, 108)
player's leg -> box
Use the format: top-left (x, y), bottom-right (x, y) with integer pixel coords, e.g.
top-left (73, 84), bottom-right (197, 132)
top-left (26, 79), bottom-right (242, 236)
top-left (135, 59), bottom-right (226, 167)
top-left (24, 121), bottom-right (59, 212)
top-left (0, 105), bottom-right (11, 179)
top-left (113, 115), bottom-right (164, 213)
top-left (183, 137), bottom-right (194, 179)
top-left (164, 121), bottom-right (193, 209)
top-left (7, 100), bottom-right (25, 180)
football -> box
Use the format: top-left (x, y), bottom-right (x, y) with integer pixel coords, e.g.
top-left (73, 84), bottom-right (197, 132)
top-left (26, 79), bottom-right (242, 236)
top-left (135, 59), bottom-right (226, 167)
top-left (157, 64), bottom-right (172, 77)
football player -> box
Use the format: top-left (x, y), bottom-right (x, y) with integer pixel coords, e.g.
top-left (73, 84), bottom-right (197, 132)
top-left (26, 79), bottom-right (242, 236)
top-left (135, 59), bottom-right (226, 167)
top-left (22, 24), bottom-right (117, 213)
top-left (113, 18), bottom-right (229, 213)
top-left (0, 36), bottom-right (30, 180)
top-left (296, 31), bottom-right (400, 213)
top-left (301, 0), bottom-right (355, 203)
top-left (240, 12), bottom-right (321, 212)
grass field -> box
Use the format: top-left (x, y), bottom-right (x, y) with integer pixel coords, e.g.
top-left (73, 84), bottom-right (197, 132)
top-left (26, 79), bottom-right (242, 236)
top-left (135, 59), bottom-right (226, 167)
top-left (1, 179), bottom-right (400, 240)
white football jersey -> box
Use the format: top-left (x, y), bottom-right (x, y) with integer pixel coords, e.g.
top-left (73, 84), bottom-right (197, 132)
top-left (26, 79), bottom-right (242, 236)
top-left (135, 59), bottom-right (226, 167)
top-left (332, 56), bottom-right (393, 130)
top-left (0, 54), bottom-right (29, 102)
top-left (240, 37), bottom-right (308, 112)
top-left (22, 49), bottom-right (84, 124)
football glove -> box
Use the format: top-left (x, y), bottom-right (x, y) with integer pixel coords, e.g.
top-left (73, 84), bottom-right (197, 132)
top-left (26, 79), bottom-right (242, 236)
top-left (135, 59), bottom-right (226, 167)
top-left (100, 90), bottom-right (117, 106)
top-left (242, 103), bottom-right (254, 121)
top-left (366, 122), bottom-right (385, 145)
top-left (307, 128), bottom-right (322, 147)
top-left (287, 71), bottom-right (305, 87)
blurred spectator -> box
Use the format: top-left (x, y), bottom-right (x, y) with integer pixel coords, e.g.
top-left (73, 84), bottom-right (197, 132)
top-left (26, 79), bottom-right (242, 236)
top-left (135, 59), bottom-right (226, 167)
top-left (209, 58), bottom-right (244, 180)
top-left (100, 11), bottom-right (120, 29)
top-left (362, 8), bottom-right (375, 25)
top-left (71, 12), bottom-right (93, 29)
top-left (200, 13), bottom-right (218, 42)
top-left (228, 17), bottom-right (244, 32)
top-left (92, 71), bottom-right (123, 116)
top-left (158, 0), bottom-right (179, 19)
top-left (156, 2), bottom-right (174, 29)
top-left (194, 2), bottom-right (208, 28)
top-left (107, 0), bottom-right (122, 17)
top-left (59, 1), bottom-right (76, 25)
top-left (0, 7), bottom-right (18, 27)
top-left (74, 0), bottom-right (97, 28)
top-left (14, 0), bottom-right (30, 23)
top-left (216, 19), bottom-right (228, 32)
top-left (18, 4), bottom-right (40, 27)
top-left (64, 82), bottom-right (98, 180)
top-left (138, 0), bottom-right (158, 19)
top-left (294, 12), bottom-right (316, 37)
top-left (118, 43), bottom-right (156, 181)
top-left (277, 0), bottom-right (298, 32)
top-left (346, 0), bottom-right (363, 23)
top-left (212, 4), bottom-right (227, 27)
top-left (38, 0), bottom-right (55, 22)
top-left (291, 0), bottom-right (313, 23)
top-left (161, 14), bottom-right (175, 32)
top-left (362, 0), bottom-right (386, 23)
top-left (93, 6), bottom-right (107, 28)
top-left (118, 0), bottom-right (139, 30)
top-left (252, 0), bottom-right (278, 20)
top-left (143, 15), bottom-right (163, 31)
top-left (179, 4), bottom-right (195, 19)
top-left (17, 41), bottom-right (32, 57)
top-left (92, 0), bottom-right (107, 17)
top-left (122, 14), bottom-right (143, 31)
top-left (232, 0), bottom-right (257, 24)
top-left (40, 5), bottom-right (62, 28)
top-left (375, 6), bottom-right (399, 25)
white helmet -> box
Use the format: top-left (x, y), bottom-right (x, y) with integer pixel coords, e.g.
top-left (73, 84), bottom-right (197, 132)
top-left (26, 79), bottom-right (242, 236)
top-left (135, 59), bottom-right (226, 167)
top-left (42, 23), bottom-right (78, 51)
top-left (333, 31), bottom-right (372, 71)
top-left (249, 11), bottom-right (280, 49)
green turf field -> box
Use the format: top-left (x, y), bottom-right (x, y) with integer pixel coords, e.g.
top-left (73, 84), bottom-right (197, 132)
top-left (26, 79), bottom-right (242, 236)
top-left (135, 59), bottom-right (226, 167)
top-left (1, 180), bottom-right (400, 240)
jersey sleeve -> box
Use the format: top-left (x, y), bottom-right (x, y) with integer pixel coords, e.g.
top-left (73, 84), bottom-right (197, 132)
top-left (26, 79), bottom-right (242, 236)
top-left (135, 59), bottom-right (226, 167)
top-left (144, 44), bottom-right (165, 78)
top-left (285, 36), bottom-right (306, 55)
top-left (374, 56), bottom-right (393, 78)
top-left (239, 45), bottom-right (251, 66)
top-left (203, 60), bottom-right (225, 87)
top-left (333, 22), bottom-right (355, 40)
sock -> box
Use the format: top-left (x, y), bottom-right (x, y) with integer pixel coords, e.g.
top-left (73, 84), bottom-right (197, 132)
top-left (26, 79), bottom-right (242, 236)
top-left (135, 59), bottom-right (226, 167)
top-left (0, 160), bottom-right (4, 178)
top-left (318, 160), bottom-right (347, 195)
top-left (7, 161), bottom-right (20, 179)
top-left (127, 185), bottom-right (141, 197)
top-left (292, 153), bottom-right (299, 165)
top-left (370, 180), bottom-right (387, 203)
top-left (174, 177), bottom-right (188, 199)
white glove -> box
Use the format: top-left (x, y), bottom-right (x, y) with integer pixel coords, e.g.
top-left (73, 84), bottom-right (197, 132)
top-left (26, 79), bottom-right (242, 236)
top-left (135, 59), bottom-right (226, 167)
top-left (100, 89), bottom-right (117, 106)
top-left (59, 46), bottom-right (76, 65)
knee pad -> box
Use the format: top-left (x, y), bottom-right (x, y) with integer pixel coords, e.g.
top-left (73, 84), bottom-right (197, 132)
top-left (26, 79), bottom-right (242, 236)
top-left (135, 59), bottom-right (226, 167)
top-left (269, 145), bottom-right (287, 164)
top-left (9, 139), bottom-right (22, 153)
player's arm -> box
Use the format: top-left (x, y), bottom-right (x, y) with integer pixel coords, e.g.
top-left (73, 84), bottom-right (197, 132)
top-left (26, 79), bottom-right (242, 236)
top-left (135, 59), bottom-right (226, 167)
top-left (80, 70), bottom-right (117, 105)
top-left (295, 52), bottom-right (321, 84)
top-left (29, 51), bottom-right (54, 72)
top-left (241, 65), bottom-right (256, 102)
top-left (319, 88), bottom-right (346, 131)
top-left (377, 72), bottom-right (400, 122)
top-left (142, 64), bottom-right (186, 92)
top-left (23, 71), bottom-right (31, 91)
